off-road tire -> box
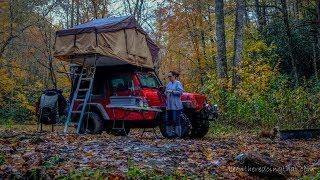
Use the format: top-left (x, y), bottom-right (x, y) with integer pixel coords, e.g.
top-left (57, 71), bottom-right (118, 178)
top-left (179, 112), bottom-right (192, 138)
top-left (110, 121), bottom-right (130, 136)
top-left (190, 118), bottom-right (209, 138)
top-left (79, 112), bottom-right (103, 134)
top-left (160, 111), bottom-right (191, 138)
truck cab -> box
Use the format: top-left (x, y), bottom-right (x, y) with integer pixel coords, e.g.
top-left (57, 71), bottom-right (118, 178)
top-left (71, 65), bottom-right (218, 138)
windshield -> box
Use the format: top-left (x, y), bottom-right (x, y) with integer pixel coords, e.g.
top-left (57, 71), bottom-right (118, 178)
top-left (137, 73), bottom-right (160, 88)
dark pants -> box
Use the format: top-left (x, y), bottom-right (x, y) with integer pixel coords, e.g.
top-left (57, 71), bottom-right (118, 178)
top-left (167, 110), bottom-right (181, 126)
top-left (165, 110), bottom-right (182, 137)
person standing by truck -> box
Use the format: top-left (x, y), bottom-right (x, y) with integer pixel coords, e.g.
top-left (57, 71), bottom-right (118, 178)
top-left (165, 71), bottom-right (184, 138)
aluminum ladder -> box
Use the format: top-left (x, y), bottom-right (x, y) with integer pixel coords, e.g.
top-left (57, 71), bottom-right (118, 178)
top-left (64, 59), bottom-right (97, 134)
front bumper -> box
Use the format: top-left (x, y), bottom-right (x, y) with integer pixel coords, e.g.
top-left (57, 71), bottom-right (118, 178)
top-left (182, 101), bottom-right (194, 109)
top-left (182, 101), bottom-right (218, 120)
top-left (203, 104), bottom-right (218, 120)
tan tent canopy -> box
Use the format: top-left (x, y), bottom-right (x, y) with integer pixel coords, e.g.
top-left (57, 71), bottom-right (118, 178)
top-left (54, 16), bottom-right (159, 69)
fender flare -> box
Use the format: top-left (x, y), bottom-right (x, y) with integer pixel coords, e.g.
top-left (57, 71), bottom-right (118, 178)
top-left (77, 103), bottom-right (110, 120)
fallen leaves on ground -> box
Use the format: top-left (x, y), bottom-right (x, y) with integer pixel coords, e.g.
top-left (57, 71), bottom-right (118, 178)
top-left (0, 127), bottom-right (319, 179)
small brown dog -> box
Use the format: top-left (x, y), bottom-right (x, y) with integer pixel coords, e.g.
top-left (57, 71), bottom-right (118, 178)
top-left (259, 126), bottom-right (279, 139)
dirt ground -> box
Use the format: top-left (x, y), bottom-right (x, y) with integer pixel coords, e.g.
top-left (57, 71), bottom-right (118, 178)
top-left (0, 125), bottom-right (319, 179)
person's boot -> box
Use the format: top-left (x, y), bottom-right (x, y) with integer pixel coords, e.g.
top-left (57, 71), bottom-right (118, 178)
top-left (175, 125), bottom-right (182, 137)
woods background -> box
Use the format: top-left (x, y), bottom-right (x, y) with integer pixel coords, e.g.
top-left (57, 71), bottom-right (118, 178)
top-left (0, 0), bottom-right (320, 130)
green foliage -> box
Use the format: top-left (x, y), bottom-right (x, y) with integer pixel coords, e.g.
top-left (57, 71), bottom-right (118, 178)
top-left (43, 156), bottom-right (63, 169)
top-left (206, 75), bottom-right (320, 130)
top-left (203, 28), bottom-right (320, 130)
top-left (0, 104), bottom-right (34, 124)
top-left (208, 121), bottom-right (240, 136)
top-left (26, 168), bottom-right (46, 180)
top-left (56, 167), bottom-right (192, 180)
top-left (56, 169), bottom-right (108, 180)
top-left (301, 168), bottom-right (320, 180)
top-left (0, 59), bottom-right (39, 124)
top-left (126, 160), bottom-right (195, 179)
top-left (0, 153), bottom-right (5, 166)
top-left (127, 166), bottom-right (145, 179)
top-left (315, 170), bottom-right (320, 180)
top-left (262, 6), bottom-right (318, 80)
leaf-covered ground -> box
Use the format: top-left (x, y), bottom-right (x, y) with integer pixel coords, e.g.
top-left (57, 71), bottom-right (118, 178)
top-left (0, 126), bottom-right (319, 179)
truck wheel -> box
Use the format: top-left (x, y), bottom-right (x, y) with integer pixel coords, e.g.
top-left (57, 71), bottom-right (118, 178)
top-left (160, 111), bottom-right (191, 138)
top-left (179, 112), bottom-right (192, 137)
top-left (190, 118), bottom-right (209, 138)
top-left (110, 121), bottom-right (130, 136)
top-left (79, 112), bottom-right (103, 134)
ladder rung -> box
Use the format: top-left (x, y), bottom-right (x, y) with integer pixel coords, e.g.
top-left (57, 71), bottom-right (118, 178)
top-left (81, 78), bottom-right (93, 81)
top-left (78, 88), bottom-right (89, 91)
top-left (142, 130), bottom-right (154, 132)
top-left (65, 62), bottom-right (97, 134)
top-left (112, 128), bottom-right (126, 130)
top-left (60, 72), bottom-right (81, 76)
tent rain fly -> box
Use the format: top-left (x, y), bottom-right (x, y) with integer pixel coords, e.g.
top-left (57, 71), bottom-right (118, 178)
top-left (54, 16), bottom-right (159, 69)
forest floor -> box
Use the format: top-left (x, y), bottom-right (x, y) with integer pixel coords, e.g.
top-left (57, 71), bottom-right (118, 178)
top-left (0, 125), bottom-right (319, 179)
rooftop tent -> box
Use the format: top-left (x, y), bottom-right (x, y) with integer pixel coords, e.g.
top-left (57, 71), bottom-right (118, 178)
top-left (54, 16), bottom-right (159, 69)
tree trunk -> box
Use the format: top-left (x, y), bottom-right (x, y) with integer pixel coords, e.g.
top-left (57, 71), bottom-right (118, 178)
top-left (232, 0), bottom-right (245, 87)
top-left (48, 55), bottom-right (57, 88)
top-left (314, 0), bottom-right (320, 81)
top-left (66, 4), bottom-right (69, 28)
top-left (318, 0), bottom-right (320, 22)
top-left (70, 0), bottom-right (75, 27)
top-left (76, 0), bottom-right (80, 25)
top-left (214, 0), bottom-right (228, 80)
top-left (254, 0), bottom-right (261, 30)
top-left (244, 0), bottom-right (250, 26)
top-left (1, 0), bottom-right (14, 58)
top-left (92, 0), bottom-right (98, 19)
top-left (207, 7), bottom-right (216, 64)
top-left (185, 21), bottom-right (204, 86)
top-left (101, 0), bottom-right (108, 17)
top-left (197, 0), bottom-right (207, 62)
top-left (137, 0), bottom-right (144, 23)
top-left (198, 2), bottom-right (207, 85)
top-left (261, 0), bottom-right (267, 26)
top-left (280, 0), bottom-right (299, 87)
top-left (312, 41), bottom-right (318, 81)
top-left (318, 35), bottom-right (320, 80)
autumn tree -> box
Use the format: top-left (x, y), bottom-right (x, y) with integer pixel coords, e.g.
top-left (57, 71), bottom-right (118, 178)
top-left (123, 0), bottom-right (144, 23)
top-left (280, 0), bottom-right (298, 87)
top-left (214, 0), bottom-right (228, 82)
top-left (232, 0), bottom-right (245, 87)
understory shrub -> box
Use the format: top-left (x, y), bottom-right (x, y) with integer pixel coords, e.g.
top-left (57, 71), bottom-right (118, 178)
top-left (206, 75), bottom-right (320, 130)
top-left (0, 103), bottom-right (35, 124)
